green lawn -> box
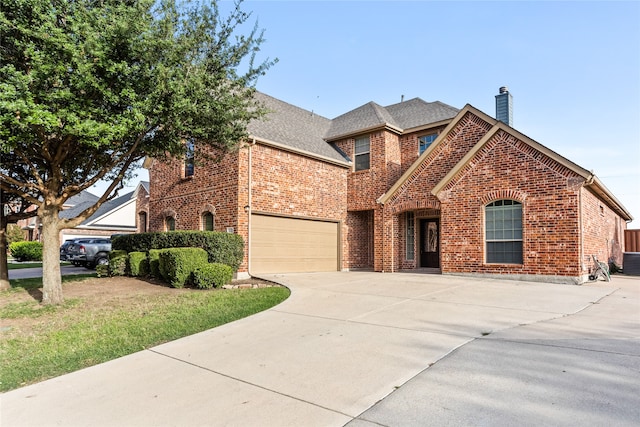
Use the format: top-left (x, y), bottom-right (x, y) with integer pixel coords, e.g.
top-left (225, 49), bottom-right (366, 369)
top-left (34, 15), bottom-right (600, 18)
top-left (0, 277), bottom-right (289, 392)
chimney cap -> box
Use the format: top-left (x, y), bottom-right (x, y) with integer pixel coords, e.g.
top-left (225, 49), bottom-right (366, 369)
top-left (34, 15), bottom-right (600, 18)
top-left (499, 86), bottom-right (509, 94)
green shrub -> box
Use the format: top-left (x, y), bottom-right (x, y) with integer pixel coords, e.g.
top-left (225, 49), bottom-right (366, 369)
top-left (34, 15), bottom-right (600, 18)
top-left (109, 250), bottom-right (128, 276)
top-left (128, 252), bottom-right (147, 277)
top-left (9, 241), bottom-right (43, 262)
top-left (192, 263), bottom-right (233, 289)
top-left (6, 224), bottom-right (25, 246)
top-left (148, 249), bottom-right (162, 278)
top-left (158, 248), bottom-right (209, 288)
top-left (96, 264), bottom-right (109, 278)
top-left (112, 231), bottom-right (244, 271)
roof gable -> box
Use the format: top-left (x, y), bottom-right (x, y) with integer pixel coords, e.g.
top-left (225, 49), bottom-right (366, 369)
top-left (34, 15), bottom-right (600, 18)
top-left (60, 190), bottom-right (137, 227)
top-left (379, 104), bottom-right (632, 221)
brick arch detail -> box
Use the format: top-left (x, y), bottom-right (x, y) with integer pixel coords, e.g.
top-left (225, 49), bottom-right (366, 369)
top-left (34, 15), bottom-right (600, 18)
top-left (389, 199), bottom-right (441, 215)
top-left (480, 190), bottom-right (527, 206)
top-left (161, 208), bottom-right (177, 219)
top-left (199, 204), bottom-right (216, 216)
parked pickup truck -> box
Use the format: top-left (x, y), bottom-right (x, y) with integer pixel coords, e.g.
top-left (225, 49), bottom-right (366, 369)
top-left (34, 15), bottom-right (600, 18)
top-left (65, 238), bottom-right (111, 269)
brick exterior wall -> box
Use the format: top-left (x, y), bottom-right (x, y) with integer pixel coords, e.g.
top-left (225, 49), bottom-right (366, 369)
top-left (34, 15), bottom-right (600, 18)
top-left (436, 129), bottom-right (584, 279)
top-left (581, 187), bottom-right (626, 275)
top-left (136, 185), bottom-right (150, 233)
top-left (148, 149), bottom-right (240, 235)
top-left (148, 142), bottom-right (348, 273)
top-left (345, 210), bottom-right (374, 269)
top-left (145, 107), bottom-right (629, 283)
top-left (375, 109), bottom-right (629, 283)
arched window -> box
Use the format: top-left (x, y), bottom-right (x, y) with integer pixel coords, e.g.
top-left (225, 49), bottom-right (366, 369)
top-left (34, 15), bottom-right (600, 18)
top-left (165, 216), bottom-right (175, 231)
top-left (202, 212), bottom-right (214, 231)
top-left (139, 212), bottom-right (147, 232)
top-left (485, 200), bottom-right (522, 264)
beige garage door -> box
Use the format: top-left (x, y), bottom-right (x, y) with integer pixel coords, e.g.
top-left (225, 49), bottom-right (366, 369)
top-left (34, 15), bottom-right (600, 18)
top-left (251, 214), bottom-right (339, 274)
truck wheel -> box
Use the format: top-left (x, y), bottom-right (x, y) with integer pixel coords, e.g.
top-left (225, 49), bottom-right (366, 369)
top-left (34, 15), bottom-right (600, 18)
top-left (85, 257), bottom-right (107, 270)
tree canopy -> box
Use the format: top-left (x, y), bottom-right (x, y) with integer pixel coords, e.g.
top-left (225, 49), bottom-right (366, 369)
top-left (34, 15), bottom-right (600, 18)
top-left (0, 0), bottom-right (276, 303)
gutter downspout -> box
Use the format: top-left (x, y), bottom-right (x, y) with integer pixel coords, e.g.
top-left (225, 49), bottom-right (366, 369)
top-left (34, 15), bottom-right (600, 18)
top-left (579, 172), bottom-right (595, 282)
top-left (247, 138), bottom-right (255, 277)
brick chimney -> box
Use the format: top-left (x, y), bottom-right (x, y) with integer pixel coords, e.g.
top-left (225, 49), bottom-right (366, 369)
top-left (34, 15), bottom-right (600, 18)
top-left (495, 86), bottom-right (513, 127)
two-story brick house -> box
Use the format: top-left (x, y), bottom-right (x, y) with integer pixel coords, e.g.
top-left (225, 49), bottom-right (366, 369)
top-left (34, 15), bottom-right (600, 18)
top-left (145, 89), bottom-right (632, 284)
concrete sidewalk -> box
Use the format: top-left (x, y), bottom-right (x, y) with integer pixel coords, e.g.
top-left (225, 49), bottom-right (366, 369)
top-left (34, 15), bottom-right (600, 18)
top-left (1, 272), bottom-right (638, 426)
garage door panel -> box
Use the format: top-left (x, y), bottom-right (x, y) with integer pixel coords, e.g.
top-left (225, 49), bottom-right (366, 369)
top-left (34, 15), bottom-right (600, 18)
top-left (251, 214), bottom-right (339, 274)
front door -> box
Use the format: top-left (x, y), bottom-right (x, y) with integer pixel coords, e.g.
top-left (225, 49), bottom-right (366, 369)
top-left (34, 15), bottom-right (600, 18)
top-left (420, 219), bottom-right (440, 268)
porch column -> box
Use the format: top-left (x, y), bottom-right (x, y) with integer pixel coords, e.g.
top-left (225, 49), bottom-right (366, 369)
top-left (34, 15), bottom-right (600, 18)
top-left (375, 205), bottom-right (399, 273)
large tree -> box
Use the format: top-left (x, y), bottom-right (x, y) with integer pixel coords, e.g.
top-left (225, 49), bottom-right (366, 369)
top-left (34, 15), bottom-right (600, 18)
top-left (0, 0), bottom-right (275, 304)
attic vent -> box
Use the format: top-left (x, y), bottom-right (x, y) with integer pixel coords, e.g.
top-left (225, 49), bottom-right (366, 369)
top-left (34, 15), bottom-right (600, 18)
top-left (495, 86), bottom-right (513, 127)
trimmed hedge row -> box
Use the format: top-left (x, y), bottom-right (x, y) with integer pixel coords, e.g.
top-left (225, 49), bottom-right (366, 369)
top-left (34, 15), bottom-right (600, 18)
top-left (158, 248), bottom-right (209, 288)
top-left (192, 263), bottom-right (233, 289)
top-left (109, 247), bottom-right (233, 289)
top-left (111, 231), bottom-right (244, 271)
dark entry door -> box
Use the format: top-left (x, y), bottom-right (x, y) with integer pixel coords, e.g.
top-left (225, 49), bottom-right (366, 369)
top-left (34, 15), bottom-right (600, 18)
top-left (420, 219), bottom-right (440, 268)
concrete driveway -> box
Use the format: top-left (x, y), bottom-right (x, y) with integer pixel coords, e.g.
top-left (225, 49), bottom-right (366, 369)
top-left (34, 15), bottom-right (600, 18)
top-left (1, 272), bottom-right (638, 426)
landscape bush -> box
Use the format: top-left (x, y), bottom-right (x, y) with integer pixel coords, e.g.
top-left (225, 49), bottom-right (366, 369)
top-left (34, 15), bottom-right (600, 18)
top-left (148, 249), bottom-right (162, 278)
top-left (158, 248), bottom-right (209, 288)
top-left (108, 250), bottom-right (128, 276)
top-left (112, 231), bottom-right (243, 270)
top-left (96, 264), bottom-right (109, 278)
top-left (9, 241), bottom-right (43, 262)
top-left (192, 263), bottom-right (233, 289)
top-left (128, 252), bottom-right (148, 277)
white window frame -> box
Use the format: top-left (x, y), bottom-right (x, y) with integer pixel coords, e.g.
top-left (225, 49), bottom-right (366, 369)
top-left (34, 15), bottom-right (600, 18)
top-left (485, 200), bottom-right (523, 264)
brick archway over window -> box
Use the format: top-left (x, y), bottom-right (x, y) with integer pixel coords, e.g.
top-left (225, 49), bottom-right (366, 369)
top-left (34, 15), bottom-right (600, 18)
top-left (162, 208), bottom-right (177, 231)
top-left (199, 204), bottom-right (216, 216)
top-left (480, 190), bottom-right (527, 206)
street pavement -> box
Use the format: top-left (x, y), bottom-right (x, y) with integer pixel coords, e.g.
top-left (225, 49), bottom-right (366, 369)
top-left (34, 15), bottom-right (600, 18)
top-left (7, 264), bottom-right (92, 280)
top-left (1, 272), bottom-right (638, 426)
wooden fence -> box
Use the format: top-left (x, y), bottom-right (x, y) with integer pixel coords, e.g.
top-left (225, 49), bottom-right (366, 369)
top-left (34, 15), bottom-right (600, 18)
top-left (625, 229), bottom-right (640, 253)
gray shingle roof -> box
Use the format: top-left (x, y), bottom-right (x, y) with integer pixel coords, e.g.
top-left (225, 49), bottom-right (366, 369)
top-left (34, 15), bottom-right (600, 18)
top-left (248, 92), bottom-right (459, 163)
top-left (325, 98), bottom-right (459, 141)
top-left (64, 190), bottom-right (99, 207)
top-left (248, 92), bottom-right (348, 163)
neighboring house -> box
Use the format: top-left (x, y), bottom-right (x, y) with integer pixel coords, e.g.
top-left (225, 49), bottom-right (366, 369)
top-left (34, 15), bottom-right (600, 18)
top-left (17, 191), bottom-right (99, 242)
top-left (58, 185), bottom-right (145, 243)
top-left (145, 89), bottom-right (632, 284)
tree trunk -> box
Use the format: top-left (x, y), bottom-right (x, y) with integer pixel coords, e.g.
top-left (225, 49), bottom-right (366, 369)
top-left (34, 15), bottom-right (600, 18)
top-left (0, 218), bottom-right (10, 291)
top-left (40, 209), bottom-right (63, 305)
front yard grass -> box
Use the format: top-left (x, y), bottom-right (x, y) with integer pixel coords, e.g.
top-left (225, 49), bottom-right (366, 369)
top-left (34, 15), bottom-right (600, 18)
top-left (0, 276), bottom-right (289, 392)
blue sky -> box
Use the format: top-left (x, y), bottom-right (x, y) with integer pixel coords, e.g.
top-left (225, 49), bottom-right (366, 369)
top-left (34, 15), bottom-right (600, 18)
top-left (112, 0), bottom-right (640, 225)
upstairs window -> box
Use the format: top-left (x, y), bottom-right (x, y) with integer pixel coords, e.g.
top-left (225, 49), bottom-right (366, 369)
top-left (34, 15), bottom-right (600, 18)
top-left (419, 133), bottom-right (437, 154)
top-left (184, 139), bottom-right (195, 177)
top-left (202, 212), bottom-right (214, 231)
top-left (485, 200), bottom-right (523, 264)
top-left (354, 136), bottom-right (370, 171)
